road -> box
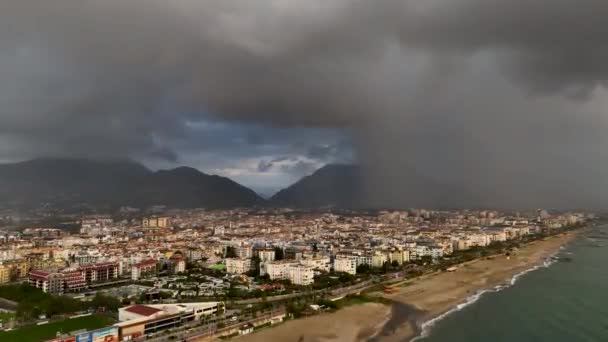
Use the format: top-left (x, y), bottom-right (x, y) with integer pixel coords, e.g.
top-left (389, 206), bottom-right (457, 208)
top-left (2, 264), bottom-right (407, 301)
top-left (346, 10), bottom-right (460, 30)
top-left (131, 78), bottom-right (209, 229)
top-left (233, 279), bottom-right (376, 305)
top-left (135, 309), bottom-right (285, 342)
top-left (133, 273), bottom-right (405, 341)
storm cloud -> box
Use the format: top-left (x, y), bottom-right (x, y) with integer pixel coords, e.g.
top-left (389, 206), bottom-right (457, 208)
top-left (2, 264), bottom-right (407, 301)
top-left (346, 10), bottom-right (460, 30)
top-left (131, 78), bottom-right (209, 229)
top-left (2, 0), bottom-right (608, 208)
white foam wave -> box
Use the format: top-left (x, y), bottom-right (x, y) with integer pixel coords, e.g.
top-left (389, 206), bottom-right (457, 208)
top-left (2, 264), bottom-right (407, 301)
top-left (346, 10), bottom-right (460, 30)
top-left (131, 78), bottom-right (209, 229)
top-left (410, 255), bottom-right (558, 341)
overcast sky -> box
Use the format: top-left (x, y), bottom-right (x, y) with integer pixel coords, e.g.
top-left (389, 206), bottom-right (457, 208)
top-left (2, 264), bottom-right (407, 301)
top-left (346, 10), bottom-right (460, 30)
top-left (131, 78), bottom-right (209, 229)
top-left (2, 0), bottom-right (608, 207)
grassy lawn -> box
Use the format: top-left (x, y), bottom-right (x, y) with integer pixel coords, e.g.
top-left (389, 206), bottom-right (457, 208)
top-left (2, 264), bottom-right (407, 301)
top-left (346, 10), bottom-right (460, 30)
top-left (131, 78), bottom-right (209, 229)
top-left (208, 263), bottom-right (226, 271)
top-left (0, 315), bottom-right (114, 342)
top-left (0, 311), bottom-right (16, 321)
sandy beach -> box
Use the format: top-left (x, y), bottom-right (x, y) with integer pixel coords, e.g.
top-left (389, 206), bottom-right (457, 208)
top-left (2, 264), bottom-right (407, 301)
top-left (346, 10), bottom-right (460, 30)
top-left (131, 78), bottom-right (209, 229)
top-left (236, 232), bottom-right (578, 342)
top-left (233, 302), bottom-right (392, 342)
top-left (379, 232), bottom-right (579, 341)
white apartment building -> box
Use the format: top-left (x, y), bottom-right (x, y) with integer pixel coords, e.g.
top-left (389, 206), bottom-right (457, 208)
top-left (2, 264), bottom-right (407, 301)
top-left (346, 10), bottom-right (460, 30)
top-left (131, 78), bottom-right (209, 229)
top-left (409, 246), bottom-right (443, 260)
top-left (355, 255), bottom-right (373, 267)
top-left (264, 261), bottom-right (314, 285)
top-left (174, 259), bottom-right (186, 273)
top-left (257, 249), bottom-right (275, 262)
top-left (264, 261), bottom-right (292, 280)
top-left (300, 256), bottom-right (331, 272)
top-left (236, 246), bottom-right (253, 259)
top-left (225, 258), bottom-right (252, 274)
top-left (287, 265), bottom-right (314, 285)
top-left (333, 257), bottom-right (357, 275)
top-left (486, 230), bottom-right (507, 242)
top-left (372, 253), bottom-right (388, 268)
top-left (469, 234), bottom-right (491, 247)
top-left (389, 250), bottom-right (410, 265)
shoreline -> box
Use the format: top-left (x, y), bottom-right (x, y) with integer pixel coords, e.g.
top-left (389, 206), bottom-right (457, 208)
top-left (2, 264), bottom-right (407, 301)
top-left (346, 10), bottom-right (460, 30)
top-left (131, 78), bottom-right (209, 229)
top-left (408, 253), bottom-right (558, 341)
top-left (234, 231), bottom-right (580, 342)
top-left (384, 231), bottom-right (580, 342)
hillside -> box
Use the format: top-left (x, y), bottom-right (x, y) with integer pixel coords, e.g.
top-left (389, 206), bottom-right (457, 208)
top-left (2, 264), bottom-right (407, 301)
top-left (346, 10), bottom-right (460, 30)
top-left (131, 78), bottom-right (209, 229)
top-left (0, 158), bottom-right (264, 210)
top-left (270, 164), bottom-right (473, 209)
top-left (270, 164), bottom-right (363, 208)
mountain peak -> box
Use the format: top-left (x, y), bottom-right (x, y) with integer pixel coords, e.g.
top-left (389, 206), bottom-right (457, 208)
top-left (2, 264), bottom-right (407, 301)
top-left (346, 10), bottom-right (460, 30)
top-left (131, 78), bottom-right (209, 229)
top-left (0, 158), bottom-right (264, 211)
top-left (270, 164), bottom-right (362, 208)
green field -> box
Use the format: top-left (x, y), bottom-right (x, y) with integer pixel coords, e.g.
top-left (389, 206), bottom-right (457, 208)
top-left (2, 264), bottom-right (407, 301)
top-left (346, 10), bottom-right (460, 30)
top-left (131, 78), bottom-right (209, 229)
top-left (208, 263), bottom-right (226, 271)
top-left (0, 315), bottom-right (114, 342)
top-left (0, 311), bottom-right (16, 322)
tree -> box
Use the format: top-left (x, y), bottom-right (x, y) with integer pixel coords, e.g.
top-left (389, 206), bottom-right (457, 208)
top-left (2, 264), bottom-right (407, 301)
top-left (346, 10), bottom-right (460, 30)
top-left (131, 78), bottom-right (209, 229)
top-left (9, 270), bottom-right (19, 282)
top-left (91, 293), bottom-right (121, 312)
top-left (382, 261), bottom-right (389, 273)
top-left (356, 264), bottom-right (371, 274)
top-left (337, 272), bottom-right (355, 284)
top-left (225, 246), bottom-right (237, 258)
top-left (274, 247), bottom-right (284, 260)
top-left (420, 256), bottom-right (433, 265)
top-left (251, 256), bottom-right (261, 275)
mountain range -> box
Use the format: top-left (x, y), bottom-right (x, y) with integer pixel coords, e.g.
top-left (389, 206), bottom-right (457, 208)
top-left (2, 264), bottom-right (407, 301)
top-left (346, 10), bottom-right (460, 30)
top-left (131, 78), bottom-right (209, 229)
top-left (0, 158), bottom-right (263, 211)
top-left (269, 164), bottom-right (472, 209)
top-left (0, 158), bottom-right (471, 211)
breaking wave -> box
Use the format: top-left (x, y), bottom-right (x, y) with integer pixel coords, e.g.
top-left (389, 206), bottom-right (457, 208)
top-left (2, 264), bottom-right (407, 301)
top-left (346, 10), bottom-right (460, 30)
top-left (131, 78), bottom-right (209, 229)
top-left (410, 252), bottom-right (560, 341)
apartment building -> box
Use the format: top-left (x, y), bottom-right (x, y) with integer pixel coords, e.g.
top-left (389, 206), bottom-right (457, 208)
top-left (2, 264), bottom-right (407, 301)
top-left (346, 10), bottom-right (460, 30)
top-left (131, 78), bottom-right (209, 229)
top-left (372, 253), bottom-right (388, 268)
top-left (29, 269), bottom-right (87, 294)
top-left (389, 249), bottom-right (410, 265)
top-left (79, 262), bottom-right (119, 283)
top-left (132, 259), bottom-right (157, 280)
top-left (225, 258), bottom-right (252, 275)
top-left (256, 248), bottom-right (275, 262)
top-left (235, 246), bottom-right (253, 259)
top-left (264, 260), bottom-right (292, 280)
top-left (264, 261), bottom-right (315, 285)
top-left (287, 265), bottom-right (314, 285)
top-left (333, 257), bottom-right (357, 275)
top-left (0, 264), bottom-right (11, 284)
top-left (300, 256), bottom-right (331, 272)
top-left (143, 217), bottom-right (170, 228)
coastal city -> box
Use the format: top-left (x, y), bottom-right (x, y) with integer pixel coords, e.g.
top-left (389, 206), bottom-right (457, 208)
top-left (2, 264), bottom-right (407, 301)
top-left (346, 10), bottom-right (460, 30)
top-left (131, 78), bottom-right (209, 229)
top-left (3, 1), bottom-right (608, 341)
top-left (0, 207), bottom-right (593, 341)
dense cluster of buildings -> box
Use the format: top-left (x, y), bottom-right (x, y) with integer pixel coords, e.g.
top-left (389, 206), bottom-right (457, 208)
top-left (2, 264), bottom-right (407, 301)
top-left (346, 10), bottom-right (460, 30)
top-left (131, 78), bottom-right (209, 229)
top-left (0, 209), bottom-right (591, 293)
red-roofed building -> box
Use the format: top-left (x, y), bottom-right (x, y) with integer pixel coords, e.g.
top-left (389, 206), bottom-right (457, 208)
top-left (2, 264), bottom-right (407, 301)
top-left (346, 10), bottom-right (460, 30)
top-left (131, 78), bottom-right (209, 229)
top-left (169, 254), bottom-right (186, 274)
top-left (117, 302), bottom-right (225, 339)
top-left (29, 269), bottom-right (85, 294)
top-left (79, 262), bottom-right (119, 283)
top-left (121, 304), bottom-right (163, 321)
top-left (131, 259), bottom-right (157, 280)
top-left (28, 260), bottom-right (119, 294)
top-left (62, 270), bottom-right (87, 292)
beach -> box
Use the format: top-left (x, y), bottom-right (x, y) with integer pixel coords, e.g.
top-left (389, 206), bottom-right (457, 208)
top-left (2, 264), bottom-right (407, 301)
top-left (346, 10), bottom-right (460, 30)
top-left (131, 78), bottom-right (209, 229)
top-left (233, 302), bottom-right (392, 342)
top-left (379, 231), bottom-right (578, 341)
top-left (236, 232), bottom-right (578, 342)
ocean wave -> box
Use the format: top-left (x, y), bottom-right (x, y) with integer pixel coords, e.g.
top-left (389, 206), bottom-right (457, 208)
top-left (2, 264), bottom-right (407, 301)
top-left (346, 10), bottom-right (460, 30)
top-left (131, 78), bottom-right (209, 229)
top-left (410, 255), bottom-right (559, 342)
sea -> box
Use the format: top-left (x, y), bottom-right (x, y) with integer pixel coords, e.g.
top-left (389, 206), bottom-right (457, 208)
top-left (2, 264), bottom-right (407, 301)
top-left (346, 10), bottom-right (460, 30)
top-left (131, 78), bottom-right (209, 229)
top-left (413, 224), bottom-right (608, 342)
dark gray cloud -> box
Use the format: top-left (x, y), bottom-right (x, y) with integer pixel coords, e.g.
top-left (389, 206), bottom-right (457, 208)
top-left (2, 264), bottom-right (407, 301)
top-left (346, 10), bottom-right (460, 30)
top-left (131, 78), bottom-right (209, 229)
top-left (2, 0), bottom-right (608, 208)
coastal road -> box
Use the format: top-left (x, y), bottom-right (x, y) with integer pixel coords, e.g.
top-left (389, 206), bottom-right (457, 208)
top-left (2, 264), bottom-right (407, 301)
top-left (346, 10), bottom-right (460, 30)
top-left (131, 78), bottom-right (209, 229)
top-left (137, 309), bottom-right (285, 342)
top-left (233, 279), bottom-right (377, 305)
